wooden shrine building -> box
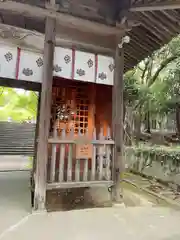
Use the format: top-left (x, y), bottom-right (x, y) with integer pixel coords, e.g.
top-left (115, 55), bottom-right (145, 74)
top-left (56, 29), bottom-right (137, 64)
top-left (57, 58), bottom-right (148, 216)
top-left (0, 0), bottom-right (180, 211)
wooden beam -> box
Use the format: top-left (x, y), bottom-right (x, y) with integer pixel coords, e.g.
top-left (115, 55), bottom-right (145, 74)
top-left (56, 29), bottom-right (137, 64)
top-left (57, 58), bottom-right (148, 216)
top-left (130, 0), bottom-right (180, 12)
top-left (129, 26), bottom-right (161, 46)
top-left (112, 37), bottom-right (124, 203)
top-left (125, 41), bottom-right (148, 59)
top-left (56, 26), bottom-right (117, 50)
top-left (153, 11), bottom-right (180, 34)
top-left (34, 16), bottom-right (56, 211)
top-left (55, 38), bottom-right (114, 56)
top-left (128, 33), bottom-right (157, 53)
top-left (162, 10), bottom-right (180, 26)
top-left (0, 22), bottom-right (116, 54)
top-left (47, 181), bottom-right (114, 190)
top-left (124, 50), bottom-right (138, 63)
top-left (132, 12), bottom-right (164, 41)
top-left (0, 1), bottom-right (125, 35)
top-left (141, 11), bottom-right (173, 36)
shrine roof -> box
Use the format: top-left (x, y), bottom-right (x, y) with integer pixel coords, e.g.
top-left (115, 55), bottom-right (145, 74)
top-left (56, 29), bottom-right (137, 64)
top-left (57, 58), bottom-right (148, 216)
top-left (0, 0), bottom-right (180, 71)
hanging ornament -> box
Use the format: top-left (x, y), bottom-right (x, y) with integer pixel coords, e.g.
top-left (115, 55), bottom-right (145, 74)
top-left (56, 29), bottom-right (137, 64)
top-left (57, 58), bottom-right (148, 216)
top-left (56, 104), bottom-right (77, 123)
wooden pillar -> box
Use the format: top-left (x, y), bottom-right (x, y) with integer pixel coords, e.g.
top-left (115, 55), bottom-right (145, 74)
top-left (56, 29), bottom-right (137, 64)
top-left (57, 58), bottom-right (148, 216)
top-left (31, 93), bottom-right (41, 208)
top-left (34, 17), bottom-right (56, 211)
top-left (112, 38), bottom-right (124, 202)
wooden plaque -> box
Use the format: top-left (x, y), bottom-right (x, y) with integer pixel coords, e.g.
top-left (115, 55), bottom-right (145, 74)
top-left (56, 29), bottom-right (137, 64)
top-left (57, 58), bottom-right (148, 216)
top-left (75, 136), bottom-right (93, 159)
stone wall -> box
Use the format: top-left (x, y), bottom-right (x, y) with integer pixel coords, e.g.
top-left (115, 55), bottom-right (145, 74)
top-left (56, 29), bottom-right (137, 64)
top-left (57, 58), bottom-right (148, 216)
top-left (125, 146), bottom-right (180, 187)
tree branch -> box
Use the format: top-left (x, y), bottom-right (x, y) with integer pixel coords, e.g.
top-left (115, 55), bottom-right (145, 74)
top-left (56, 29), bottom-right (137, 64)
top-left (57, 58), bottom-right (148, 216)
top-left (142, 58), bottom-right (150, 81)
top-left (148, 55), bottom-right (180, 87)
top-left (0, 87), bottom-right (4, 97)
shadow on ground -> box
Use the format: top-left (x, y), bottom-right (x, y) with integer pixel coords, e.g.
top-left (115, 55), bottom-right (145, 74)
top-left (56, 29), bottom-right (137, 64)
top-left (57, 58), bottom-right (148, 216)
top-left (46, 185), bottom-right (154, 212)
top-left (46, 187), bottom-right (111, 212)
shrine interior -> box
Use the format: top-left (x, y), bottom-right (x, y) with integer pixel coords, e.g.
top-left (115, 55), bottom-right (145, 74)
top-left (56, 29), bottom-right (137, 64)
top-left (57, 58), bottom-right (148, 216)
top-left (47, 77), bottom-right (112, 182)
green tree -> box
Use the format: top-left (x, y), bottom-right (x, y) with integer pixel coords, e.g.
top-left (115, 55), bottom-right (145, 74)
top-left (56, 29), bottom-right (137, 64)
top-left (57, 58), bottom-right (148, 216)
top-left (124, 35), bottom-right (180, 142)
top-left (0, 87), bottom-right (38, 122)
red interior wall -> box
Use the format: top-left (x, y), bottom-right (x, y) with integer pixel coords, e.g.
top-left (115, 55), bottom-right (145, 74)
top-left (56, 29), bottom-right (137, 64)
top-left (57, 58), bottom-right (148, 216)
top-left (95, 84), bottom-right (112, 137)
top-left (52, 78), bottom-right (112, 137)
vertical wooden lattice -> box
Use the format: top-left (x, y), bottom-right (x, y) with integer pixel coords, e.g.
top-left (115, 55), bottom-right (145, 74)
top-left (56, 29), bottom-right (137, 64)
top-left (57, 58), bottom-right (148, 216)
top-left (51, 82), bottom-right (92, 137)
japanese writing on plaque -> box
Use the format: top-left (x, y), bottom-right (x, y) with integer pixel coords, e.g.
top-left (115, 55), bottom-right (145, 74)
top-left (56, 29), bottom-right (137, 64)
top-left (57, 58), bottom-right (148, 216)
top-left (76, 144), bottom-right (92, 159)
top-left (75, 136), bottom-right (93, 159)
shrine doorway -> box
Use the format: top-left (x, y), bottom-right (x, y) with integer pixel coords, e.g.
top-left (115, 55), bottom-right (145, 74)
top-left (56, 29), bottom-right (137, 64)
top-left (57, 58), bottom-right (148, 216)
top-left (0, 77), bottom-right (40, 230)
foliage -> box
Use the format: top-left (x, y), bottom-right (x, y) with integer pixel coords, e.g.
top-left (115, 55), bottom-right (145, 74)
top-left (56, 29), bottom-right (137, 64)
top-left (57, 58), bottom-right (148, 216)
top-left (124, 70), bottom-right (140, 105)
top-left (126, 145), bottom-right (180, 162)
top-left (124, 35), bottom-right (180, 110)
top-left (27, 156), bottom-right (33, 169)
top-left (0, 87), bottom-right (38, 122)
top-left (124, 35), bottom-right (180, 135)
top-left (123, 36), bottom-right (180, 172)
top-left (125, 145), bottom-right (180, 176)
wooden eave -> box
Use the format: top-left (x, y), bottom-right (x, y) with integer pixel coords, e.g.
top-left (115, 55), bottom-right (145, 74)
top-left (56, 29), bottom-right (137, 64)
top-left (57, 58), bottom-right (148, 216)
top-left (0, 0), bottom-right (180, 71)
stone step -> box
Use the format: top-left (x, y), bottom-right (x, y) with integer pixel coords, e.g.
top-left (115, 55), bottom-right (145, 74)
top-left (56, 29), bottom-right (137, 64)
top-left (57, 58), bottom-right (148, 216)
top-left (0, 122), bottom-right (36, 155)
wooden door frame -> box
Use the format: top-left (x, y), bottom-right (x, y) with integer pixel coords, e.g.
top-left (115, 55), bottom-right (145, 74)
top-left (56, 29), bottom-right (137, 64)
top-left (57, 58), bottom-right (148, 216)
top-left (0, 77), bottom-right (41, 208)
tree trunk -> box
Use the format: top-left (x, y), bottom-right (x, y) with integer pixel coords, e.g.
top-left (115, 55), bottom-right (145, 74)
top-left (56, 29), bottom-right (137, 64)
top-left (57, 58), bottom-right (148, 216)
top-left (134, 107), bottom-right (142, 141)
top-left (144, 111), bottom-right (151, 133)
top-left (176, 105), bottom-right (180, 137)
top-left (123, 101), bottom-right (126, 122)
top-left (124, 106), bottom-right (133, 146)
